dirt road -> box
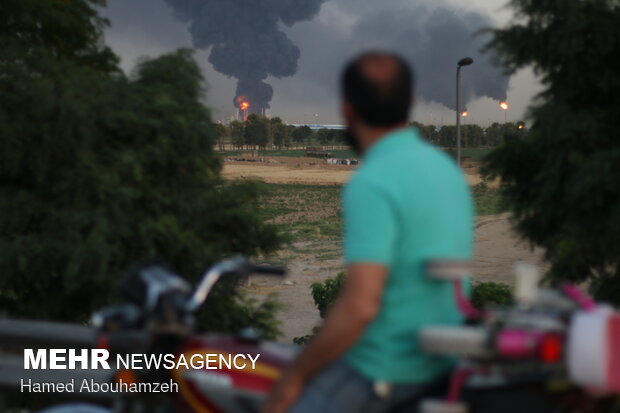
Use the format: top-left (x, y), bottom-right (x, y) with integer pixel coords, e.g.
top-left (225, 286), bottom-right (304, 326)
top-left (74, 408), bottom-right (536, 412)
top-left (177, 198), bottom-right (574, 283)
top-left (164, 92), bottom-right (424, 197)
top-left (246, 213), bottom-right (544, 342)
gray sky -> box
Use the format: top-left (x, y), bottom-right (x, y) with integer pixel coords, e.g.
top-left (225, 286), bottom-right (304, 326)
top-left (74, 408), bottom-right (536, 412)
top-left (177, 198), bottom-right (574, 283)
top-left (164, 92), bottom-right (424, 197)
top-left (101, 0), bottom-right (541, 126)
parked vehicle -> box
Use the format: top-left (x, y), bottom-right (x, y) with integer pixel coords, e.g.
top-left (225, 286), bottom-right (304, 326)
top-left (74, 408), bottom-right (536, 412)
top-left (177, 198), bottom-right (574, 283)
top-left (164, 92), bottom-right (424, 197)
top-left (1, 258), bottom-right (618, 413)
top-left (416, 262), bottom-right (620, 413)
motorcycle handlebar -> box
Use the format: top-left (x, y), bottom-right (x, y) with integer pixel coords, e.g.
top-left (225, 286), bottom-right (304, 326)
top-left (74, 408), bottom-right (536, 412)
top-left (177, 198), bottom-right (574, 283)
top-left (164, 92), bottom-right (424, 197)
top-left (187, 256), bottom-right (288, 312)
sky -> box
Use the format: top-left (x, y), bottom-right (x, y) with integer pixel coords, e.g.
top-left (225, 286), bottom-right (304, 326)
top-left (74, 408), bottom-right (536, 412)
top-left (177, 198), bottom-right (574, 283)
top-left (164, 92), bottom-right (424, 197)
top-left (101, 0), bottom-right (542, 126)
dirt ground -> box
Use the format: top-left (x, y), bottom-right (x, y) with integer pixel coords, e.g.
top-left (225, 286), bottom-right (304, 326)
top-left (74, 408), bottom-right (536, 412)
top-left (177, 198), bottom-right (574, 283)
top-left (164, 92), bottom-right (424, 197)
top-left (223, 159), bottom-right (487, 186)
top-left (228, 156), bottom-right (539, 342)
top-left (245, 213), bottom-right (544, 343)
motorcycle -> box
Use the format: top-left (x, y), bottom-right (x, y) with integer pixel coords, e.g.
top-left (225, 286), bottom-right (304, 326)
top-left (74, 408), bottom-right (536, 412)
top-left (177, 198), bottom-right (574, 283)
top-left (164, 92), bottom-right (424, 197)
top-left (415, 262), bottom-right (620, 413)
top-left (1, 256), bottom-right (295, 413)
top-left (1, 258), bottom-right (619, 413)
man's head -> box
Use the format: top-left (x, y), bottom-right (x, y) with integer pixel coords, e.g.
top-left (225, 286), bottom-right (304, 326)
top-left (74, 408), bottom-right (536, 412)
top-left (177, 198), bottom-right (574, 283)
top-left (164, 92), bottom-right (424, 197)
top-left (341, 52), bottom-right (414, 153)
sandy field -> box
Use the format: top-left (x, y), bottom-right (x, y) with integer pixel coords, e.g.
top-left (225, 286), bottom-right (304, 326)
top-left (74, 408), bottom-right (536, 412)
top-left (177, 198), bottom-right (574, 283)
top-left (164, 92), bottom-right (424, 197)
top-left (223, 158), bottom-right (487, 186)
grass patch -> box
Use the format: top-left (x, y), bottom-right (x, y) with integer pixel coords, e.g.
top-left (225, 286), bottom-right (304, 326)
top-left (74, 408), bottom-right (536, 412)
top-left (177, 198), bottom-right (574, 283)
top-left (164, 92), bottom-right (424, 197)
top-left (259, 184), bottom-right (342, 242)
top-left (472, 182), bottom-right (508, 216)
top-left (460, 148), bottom-right (494, 162)
top-left (259, 182), bottom-right (508, 243)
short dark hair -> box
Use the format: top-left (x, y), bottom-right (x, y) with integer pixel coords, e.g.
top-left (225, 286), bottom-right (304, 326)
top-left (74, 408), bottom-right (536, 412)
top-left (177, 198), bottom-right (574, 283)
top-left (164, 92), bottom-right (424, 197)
top-left (341, 52), bottom-right (414, 127)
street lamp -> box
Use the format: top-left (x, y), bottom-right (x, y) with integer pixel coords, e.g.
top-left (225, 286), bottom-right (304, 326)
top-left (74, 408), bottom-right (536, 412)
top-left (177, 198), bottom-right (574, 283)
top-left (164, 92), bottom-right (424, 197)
top-left (456, 57), bottom-right (473, 166)
top-left (499, 101), bottom-right (509, 123)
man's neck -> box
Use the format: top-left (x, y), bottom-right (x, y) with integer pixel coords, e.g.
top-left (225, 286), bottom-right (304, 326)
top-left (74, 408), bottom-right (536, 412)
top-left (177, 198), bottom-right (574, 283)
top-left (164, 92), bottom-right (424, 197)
top-left (356, 122), bottom-right (408, 154)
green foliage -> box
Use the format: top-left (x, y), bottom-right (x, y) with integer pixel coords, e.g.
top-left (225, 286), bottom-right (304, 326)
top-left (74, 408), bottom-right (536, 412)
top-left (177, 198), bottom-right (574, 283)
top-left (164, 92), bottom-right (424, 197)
top-left (293, 326), bottom-right (319, 345)
top-left (461, 124), bottom-right (485, 148)
top-left (258, 184), bottom-right (342, 242)
top-left (292, 273), bottom-right (515, 343)
top-left (292, 272), bottom-right (344, 344)
top-left (292, 125), bottom-right (313, 143)
top-left (310, 272), bottom-right (346, 318)
top-left (271, 121), bottom-right (291, 149)
top-left (244, 114), bottom-right (270, 149)
top-left (484, 0), bottom-right (620, 303)
top-left (472, 181), bottom-right (509, 216)
top-left (229, 120), bottom-right (245, 148)
top-left (470, 281), bottom-right (514, 309)
top-left (243, 114), bottom-right (271, 149)
top-left (412, 122), bottom-right (522, 148)
top-left (484, 123), bottom-right (525, 147)
top-left (308, 274), bottom-right (514, 317)
top-left (316, 128), bottom-right (335, 145)
top-left (228, 293), bottom-right (283, 340)
top-left (0, 1), bottom-right (282, 336)
top-left (0, 0), bottom-right (119, 73)
top-left (213, 123), bottom-right (227, 150)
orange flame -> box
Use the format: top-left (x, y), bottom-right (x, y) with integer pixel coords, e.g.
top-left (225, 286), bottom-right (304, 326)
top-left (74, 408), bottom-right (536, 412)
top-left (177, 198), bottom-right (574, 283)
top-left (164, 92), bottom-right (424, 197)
top-left (499, 101), bottom-right (509, 110)
top-left (235, 95), bottom-right (251, 111)
top-left (461, 111), bottom-right (468, 117)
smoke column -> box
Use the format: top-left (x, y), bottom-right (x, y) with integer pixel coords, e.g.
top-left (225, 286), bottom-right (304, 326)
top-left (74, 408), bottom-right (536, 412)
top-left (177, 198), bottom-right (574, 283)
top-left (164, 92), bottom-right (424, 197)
top-left (163, 0), bottom-right (325, 114)
top-left (283, 0), bottom-right (509, 113)
top-left (347, 3), bottom-right (509, 109)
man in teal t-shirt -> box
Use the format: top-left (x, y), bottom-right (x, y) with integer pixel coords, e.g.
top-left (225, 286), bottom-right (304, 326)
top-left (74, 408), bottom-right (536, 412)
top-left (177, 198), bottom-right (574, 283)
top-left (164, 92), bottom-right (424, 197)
top-left (264, 52), bottom-right (473, 413)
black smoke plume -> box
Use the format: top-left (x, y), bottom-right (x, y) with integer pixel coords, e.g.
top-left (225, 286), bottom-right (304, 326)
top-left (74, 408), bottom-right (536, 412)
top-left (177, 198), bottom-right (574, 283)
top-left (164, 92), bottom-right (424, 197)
top-left (348, 3), bottom-right (509, 109)
top-left (285, 0), bottom-right (509, 112)
top-left (163, 0), bottom-right (325, 113)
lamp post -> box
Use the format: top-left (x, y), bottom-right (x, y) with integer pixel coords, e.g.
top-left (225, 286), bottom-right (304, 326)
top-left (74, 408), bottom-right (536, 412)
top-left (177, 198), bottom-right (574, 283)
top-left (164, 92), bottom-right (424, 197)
top-left (500, 101), bottom-right (509, 123)
top-left (456, 57), bottom-right (473, 167)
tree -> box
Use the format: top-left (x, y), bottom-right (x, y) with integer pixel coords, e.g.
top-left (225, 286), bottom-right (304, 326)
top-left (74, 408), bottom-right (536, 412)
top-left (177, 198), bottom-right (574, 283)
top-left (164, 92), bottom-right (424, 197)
top-left (0, 0), bottom-right (119, 74)
top-left (229, 120), bottom-right (245, 149)
top-left (213, 123), bottom-right (227, 151)
top-left (270, 117), bottom-right (288, 149)
top-left (332, 129), bottom-right (347, 145)
top-left (292, 125), bottom-right (313, 145)
top-left (437, 126), bottom-right (456, 147)
top-left (272, 122), bottom-right (290, 149)
top-left (316, 128), bottom-right (334, 145)
top-left (412, 122), bottom-right (439, 145)
top-left (270, 116), bottom-right (284, 126)
top-left (244, 114), bottom-right (269, 150)
top-left (462, 124), bottom-right (484, 148)
top-left (0, 1), bottom-right (283, 335)
top-left (483, 0), bottom-right (620, 303)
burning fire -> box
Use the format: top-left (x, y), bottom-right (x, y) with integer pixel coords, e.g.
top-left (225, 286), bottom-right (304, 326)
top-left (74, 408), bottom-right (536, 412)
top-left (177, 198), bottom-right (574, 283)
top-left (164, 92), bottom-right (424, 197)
top-left (499, 101), bottom-right (509, 110)
top-left (235, 95), bottom-right (251, 111)
top-left (461, 111), bottom-right (468, 117)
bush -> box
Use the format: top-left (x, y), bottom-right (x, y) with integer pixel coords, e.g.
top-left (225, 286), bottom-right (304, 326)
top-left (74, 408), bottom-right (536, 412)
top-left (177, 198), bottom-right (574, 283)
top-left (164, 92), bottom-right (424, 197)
top-left (310, 272), bottom-right (345, 318)
top-left (484, 0), bottom-right (620, 304)
top-left (293, 274), bottom-right (515, 343)
top-left (0, 1), bottom-right (282, 337)
top-left (292, 272), bottom-right (344, 344)
top-left (470, 281), bottom-right (514, 309)
top-left (310, 273), bottom-right (515, 316)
